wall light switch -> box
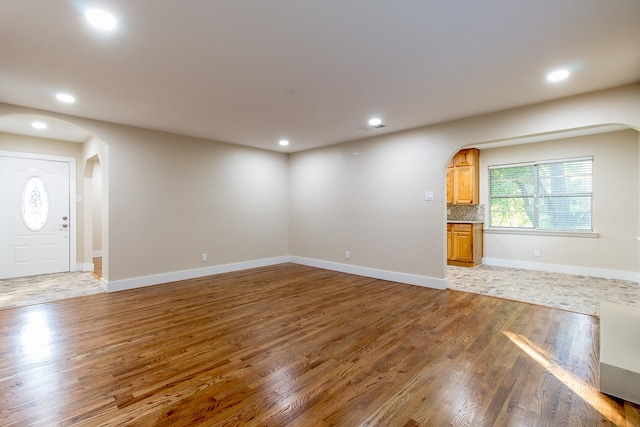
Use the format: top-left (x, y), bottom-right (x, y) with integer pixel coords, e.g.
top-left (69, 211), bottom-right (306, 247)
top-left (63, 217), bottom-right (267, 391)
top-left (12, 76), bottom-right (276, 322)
top-left (425, 191), bottom-right (435, 201)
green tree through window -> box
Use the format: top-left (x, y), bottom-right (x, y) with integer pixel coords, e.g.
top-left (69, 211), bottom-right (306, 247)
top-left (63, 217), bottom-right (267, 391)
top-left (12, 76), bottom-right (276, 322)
top-left (489, 157), bottom-right (593, 231)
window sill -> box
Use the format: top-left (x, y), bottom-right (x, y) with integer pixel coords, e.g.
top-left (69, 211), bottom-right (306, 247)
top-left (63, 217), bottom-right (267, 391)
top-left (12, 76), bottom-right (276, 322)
top-left (484, 228), bottom-right (599, 238)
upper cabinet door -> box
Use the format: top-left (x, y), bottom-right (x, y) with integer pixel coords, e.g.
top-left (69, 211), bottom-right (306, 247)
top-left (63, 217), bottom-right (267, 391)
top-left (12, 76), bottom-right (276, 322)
top-left (448, 149), bottom-right (479, 204)
top-left (453, 166), bottom-right (477, 204)
top-left (446, 169), bottom-right (454, 204)
top-left (454, 149), bottom-right (478, 167)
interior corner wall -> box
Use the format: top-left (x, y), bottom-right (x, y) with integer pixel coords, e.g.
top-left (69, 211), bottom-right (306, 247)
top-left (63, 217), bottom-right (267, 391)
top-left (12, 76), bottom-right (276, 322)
top-left (1, 84), bottom-right (638, 288)
top-left (0, 105), bottom-right (290, 287)
top-left (289, 130), bottom-right (450, 281)
top-left (479, 129), bottom-right (639, 277)
top-left (88, 123), bottom-right (290, 282)
top-left (289, 84), bottom-right (640, 284)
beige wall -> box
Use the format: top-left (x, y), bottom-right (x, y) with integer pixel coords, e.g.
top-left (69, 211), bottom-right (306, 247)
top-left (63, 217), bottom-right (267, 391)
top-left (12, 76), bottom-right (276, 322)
top-left (289, 84), bottom-right (640, 283)
top-left (479, 129), bottom-right (639, 276)
top-left (82, 134), bottom-right (109, 276)
top-left (290, 130), bottom-right (445, 277)
top-left (0, 107), bottom-right (290, 285)
top-left (0, 83), bottom-right (638, 288)
top-left (89, 123), bottom-right (290, 282)
top-left (0, 131), bottom-right (82, 160)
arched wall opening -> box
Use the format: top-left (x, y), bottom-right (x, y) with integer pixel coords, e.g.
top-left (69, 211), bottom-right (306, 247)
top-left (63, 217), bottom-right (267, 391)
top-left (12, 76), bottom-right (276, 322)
top-left (443, 123), bottom-right (640, 281)
top-left (0, 112), bottom-right (109, 282)
top-left (84, 155), bottom-right (103, 278)
top-left (1, 84), bottom-right (638, 291)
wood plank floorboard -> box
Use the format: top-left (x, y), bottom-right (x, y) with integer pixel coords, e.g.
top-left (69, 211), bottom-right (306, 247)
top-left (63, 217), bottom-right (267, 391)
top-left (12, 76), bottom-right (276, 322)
top-left (92, 257), bottom-right (102, 280)
top-left (0, 263), bottom-right (638, 426)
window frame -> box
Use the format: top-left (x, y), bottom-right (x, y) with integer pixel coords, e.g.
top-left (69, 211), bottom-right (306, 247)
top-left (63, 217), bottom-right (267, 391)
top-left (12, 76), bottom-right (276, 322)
top-left (488, 156), bottom-right (594, 233)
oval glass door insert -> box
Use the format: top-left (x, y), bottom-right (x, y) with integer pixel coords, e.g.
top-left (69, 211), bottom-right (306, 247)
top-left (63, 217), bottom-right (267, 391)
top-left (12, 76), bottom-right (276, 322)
top-left (22, 176), bottom-right (49, 231)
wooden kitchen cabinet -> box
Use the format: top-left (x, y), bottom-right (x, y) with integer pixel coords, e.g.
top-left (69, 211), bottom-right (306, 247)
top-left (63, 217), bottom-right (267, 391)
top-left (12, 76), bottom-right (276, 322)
top-left (447, 222), bottom-right (483, 267)
top-left (453, 166), bottom-right (476, 204)
top-left (447, 224), bottom-right (453, 260)
top-left (446, 168), bottom-right (454, 204)
top-left (453, 224), bottom-right (473, 263)
top-left (453, 149), bottom-right (477, 167)
top-left (447, 148), bottom-right (479, 204)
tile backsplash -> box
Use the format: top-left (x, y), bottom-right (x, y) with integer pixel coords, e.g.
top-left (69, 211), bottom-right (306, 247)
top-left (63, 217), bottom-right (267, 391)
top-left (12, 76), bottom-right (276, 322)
top-left (447, 204), bottom-right (485, 222)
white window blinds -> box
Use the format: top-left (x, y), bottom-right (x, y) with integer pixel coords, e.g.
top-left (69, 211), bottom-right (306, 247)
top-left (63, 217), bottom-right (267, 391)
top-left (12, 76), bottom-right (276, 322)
top-left (489, 157), bottom-right (593, 231)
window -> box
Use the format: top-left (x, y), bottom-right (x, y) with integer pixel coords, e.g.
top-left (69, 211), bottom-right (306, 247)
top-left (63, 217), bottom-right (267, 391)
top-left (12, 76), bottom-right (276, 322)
top-left (489, 157), bottom-right (593, 231)
top-left (22, 176), bottom-right (49, 231)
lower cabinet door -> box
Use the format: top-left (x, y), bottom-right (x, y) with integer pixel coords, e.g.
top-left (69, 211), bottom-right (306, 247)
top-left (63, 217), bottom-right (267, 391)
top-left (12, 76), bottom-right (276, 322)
top-left (452, 224), bottom-right (473, 262)
top-left (454, 232), bottom-right (472, 262)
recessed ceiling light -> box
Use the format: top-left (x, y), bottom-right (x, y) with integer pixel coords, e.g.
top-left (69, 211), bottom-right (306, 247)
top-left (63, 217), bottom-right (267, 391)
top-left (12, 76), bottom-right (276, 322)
top-left (368, 118), bottom-right (385, 128)
top-left (56, 93), bottom-right (76, 103)
top-left (279, 139), bottom-right (289, 146)
top-left (31, 121), bottom-right (47, 129)
top-left (547, 69), bottom-right (570, 82)
top-left (85, 8), bottom-right (117, 31)
top-left (368, 118), bottom-right (382, 127)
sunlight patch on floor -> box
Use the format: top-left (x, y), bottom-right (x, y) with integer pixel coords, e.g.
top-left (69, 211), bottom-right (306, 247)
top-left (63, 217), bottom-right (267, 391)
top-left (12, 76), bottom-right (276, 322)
top-left (503, 331), bottom-right (625, 426)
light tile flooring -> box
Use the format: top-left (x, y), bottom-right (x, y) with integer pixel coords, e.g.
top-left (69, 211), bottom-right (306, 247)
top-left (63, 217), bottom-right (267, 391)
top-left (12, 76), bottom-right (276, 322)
top-left (1, 265), bottom-right (639, 317)
top-left (0, 271), bottom-right (104, 310)
top-left (448, 265), bottom-right (640, 317)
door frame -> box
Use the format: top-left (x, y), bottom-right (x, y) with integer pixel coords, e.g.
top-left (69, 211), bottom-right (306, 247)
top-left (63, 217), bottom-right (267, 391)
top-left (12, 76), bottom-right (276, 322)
top-left (0, 150), bottom-right (77, 274)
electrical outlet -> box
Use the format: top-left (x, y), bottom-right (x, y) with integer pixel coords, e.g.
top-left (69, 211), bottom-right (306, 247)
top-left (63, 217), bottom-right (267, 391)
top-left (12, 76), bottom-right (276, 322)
top-left (534, 249), bottom-right (540, 257)
top-left (345, 251), bottom-right (350, 259)
top-left (425, 191), bottom-right (435, 201)
top-left (202, 253), bottom-right (208, 262)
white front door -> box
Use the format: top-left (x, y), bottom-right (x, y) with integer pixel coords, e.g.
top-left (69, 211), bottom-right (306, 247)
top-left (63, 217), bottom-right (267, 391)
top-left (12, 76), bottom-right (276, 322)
top-left (0, 155), bottom-right (71, 279)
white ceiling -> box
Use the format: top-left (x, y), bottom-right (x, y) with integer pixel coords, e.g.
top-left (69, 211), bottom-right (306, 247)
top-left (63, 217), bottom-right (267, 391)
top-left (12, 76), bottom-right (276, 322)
top-left (0, 0), bottom-right (639, 152)
top-left (0, 115), bottom-right (92, 143)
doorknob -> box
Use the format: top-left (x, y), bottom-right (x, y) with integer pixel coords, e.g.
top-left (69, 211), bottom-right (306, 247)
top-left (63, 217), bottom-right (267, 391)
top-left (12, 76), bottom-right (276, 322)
top-left (62, 224), bottom-right (68, 228)
top-left (62, 216), bottom-right (68, 220)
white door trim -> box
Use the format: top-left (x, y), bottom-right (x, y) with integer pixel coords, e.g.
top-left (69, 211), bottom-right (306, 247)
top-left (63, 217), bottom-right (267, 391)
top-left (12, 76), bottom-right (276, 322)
top-left (0, 150), bottom-right (77, 273)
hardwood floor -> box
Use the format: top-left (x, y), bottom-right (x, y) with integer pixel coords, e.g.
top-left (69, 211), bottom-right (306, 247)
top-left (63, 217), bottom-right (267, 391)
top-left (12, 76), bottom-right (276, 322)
top-left (0, 263), bottom-right (638, 426)
top-left (92, 256), bottom-right (103, 280)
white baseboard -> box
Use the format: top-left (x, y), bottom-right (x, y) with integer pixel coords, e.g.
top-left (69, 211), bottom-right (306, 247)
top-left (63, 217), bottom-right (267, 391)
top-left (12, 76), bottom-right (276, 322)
top-left (482, 257), bottom-right (640, 282)
top-left (93, 251), bottom-right (102, 258)
top-left (289, 256), bottom-right (448, 290)
top-left (101, 256), bottom-right (290, 292)
top-left (100, 255), bottom-right (449, 293)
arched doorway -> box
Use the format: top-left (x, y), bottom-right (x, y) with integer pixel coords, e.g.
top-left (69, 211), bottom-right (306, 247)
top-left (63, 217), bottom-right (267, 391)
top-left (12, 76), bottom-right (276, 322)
top-left (0, 113), bottom-right (108, 290)
top-left (84, 155), bottom-right (103, 278)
